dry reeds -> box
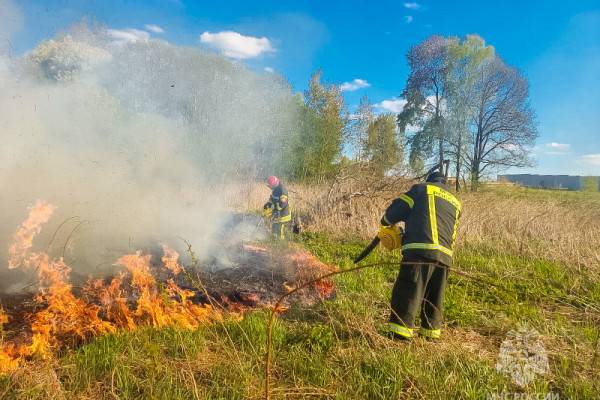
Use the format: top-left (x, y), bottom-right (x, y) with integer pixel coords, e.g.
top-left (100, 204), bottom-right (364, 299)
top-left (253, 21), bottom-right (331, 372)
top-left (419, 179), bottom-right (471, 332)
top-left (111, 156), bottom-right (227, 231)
top-left (226, 174), bottom-right (600, 274)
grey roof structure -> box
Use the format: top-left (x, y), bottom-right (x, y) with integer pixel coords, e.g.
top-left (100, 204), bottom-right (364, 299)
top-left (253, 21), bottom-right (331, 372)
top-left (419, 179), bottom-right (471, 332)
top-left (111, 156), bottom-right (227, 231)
top-left (498, 174), bottom-right (600, 191)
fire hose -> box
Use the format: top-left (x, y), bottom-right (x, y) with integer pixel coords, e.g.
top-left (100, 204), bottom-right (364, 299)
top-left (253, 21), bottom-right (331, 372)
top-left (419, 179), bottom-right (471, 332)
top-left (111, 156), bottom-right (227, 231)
top-left (352, 236), bottom-right (381, 264)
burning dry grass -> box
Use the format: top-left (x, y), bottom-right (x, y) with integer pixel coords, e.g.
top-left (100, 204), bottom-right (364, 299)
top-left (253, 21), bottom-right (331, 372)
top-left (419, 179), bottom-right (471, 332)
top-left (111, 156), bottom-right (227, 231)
top-left (1, 180), bottom-right (598, 399)
top-left (0, 201), bottom-right (337, 375)
top-left (0, 201), bottom-right (220, 373)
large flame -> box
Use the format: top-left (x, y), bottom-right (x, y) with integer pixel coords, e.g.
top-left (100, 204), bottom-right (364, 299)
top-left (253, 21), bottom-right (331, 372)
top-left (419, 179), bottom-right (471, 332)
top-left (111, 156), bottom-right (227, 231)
top-left (0, 202), bottom-right (217, 372)
top-left (0, 202), bottom-right (335, 374)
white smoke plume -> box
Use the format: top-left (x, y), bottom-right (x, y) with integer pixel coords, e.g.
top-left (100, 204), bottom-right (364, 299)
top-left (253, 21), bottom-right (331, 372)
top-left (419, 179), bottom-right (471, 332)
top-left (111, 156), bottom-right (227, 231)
top-left (0, 9), bottom-right (297, 290)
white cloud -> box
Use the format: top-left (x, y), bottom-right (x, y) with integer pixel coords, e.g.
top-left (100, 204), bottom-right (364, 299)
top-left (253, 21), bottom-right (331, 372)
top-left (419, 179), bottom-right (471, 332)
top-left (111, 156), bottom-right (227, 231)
top-left (264, 67), bottom-right (274, 73)
top-left (144, 24), bottom-right (165, 34)
top-left (375, 98), bottom-right (407, 114)
top-left (340, 78), bottom-right (370, 92)
top-left (405, 16), bottom-right (414, 24)
top-left (199, 31), bottom-right (274, 59)
top-left (543, 142), bottom-right (570, 155)
top-left (545, 142), bottom-right (570, 152)
top-left (580, 153), bottom-right (600, 166)
top-left (404, 2), bottom-right (420, 9)
top-left (107, 28), bottom-right (150, 45)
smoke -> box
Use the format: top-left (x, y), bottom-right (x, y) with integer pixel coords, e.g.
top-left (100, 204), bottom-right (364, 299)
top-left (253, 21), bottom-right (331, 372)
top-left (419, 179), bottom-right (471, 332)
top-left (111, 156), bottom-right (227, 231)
top-left (0, 13), bottom-right (298, 290)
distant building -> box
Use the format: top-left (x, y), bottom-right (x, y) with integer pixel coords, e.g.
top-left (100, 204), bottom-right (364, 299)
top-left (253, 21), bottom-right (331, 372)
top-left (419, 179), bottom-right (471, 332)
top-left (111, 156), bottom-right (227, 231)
top-left (498, 174), bottom-right (600, 191)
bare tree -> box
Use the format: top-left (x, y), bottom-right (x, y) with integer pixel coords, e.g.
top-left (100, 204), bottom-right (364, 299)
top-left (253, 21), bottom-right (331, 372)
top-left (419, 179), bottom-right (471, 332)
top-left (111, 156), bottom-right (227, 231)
top-left (398, 36), bottom-right (452, 173)
top-left (466, 58), bottom-right (537, 188)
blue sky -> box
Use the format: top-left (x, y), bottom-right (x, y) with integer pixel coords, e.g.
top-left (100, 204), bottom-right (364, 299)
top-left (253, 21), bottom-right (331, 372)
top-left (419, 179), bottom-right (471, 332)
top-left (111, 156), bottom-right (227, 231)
top-left (5, 0), bottom-right (600, 175)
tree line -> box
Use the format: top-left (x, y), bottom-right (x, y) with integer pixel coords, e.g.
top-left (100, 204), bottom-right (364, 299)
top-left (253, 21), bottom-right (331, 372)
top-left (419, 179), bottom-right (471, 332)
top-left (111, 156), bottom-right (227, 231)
top-left (275, 34), bottom-right (537, 190)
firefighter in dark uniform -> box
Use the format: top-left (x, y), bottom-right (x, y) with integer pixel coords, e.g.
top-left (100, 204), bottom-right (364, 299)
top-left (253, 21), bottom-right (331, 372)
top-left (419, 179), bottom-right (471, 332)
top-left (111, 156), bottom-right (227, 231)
top-left (378, 171), bottom-right (461, 340)
top-left (263, 176), bottom-right (292, 240)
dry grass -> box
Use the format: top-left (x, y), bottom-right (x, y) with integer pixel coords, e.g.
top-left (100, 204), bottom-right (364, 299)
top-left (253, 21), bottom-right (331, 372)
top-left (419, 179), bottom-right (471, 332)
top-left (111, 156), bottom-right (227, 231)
top-left (2, 176), bottom-right (599, 399)
top-left (227, 176), bottom-right (600, 274)
top-left (458, 189), bottom-right (600, 272)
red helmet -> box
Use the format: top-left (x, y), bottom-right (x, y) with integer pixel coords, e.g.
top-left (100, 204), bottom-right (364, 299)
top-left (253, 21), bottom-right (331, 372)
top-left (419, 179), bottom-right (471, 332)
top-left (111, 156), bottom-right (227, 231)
top-left (266, 175), bottom-right (279, 188)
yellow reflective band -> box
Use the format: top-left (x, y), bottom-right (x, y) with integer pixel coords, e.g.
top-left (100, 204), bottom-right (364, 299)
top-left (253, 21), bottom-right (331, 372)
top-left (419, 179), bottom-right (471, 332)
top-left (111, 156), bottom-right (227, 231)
top-left (428, 190), bottom-right (438, 245)
top-left (274, 215), bottom-right (292, 223)
top-left (388, 322), bottom-right (414, 338)
top-left (419, 328), bottom-right (441, 339)
top-left (451, 206), bottom-right (460, 246)
top-left (398, 194), bottom-right (414, 209)
top-left (426, 185), bottom-right (461, 211)
top-left (401, 242), bottom-right (453, 256)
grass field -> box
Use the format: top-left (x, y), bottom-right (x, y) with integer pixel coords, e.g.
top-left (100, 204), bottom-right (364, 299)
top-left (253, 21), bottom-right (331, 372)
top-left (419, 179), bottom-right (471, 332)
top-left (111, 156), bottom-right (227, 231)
top-left (1, 185), bottom-right (599, 399)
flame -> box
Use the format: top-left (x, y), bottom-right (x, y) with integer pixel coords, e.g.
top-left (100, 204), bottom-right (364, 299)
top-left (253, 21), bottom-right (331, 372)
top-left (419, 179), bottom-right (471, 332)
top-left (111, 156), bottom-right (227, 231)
top-left (0, 202), bottom-right (335, 374)
top-left (28, 254), bottom-right (115, 358)
top-left (161, 244), bottom-right (182, 275)
top-left (8, 200), bottom-right (56, 269)
top-left (0, 201), bottom-right (217, 373)
top-left (95, 274), bottom-right (136, 330)
top-left (0, 309), bottom-right (18, 374)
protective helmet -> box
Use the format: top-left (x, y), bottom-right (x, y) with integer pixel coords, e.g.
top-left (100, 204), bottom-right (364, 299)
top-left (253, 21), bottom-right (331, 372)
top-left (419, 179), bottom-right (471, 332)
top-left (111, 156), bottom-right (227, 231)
top-left (426, 171), bottom-right (446, 184)
top-left (266, 175), bottom-right (280, 188)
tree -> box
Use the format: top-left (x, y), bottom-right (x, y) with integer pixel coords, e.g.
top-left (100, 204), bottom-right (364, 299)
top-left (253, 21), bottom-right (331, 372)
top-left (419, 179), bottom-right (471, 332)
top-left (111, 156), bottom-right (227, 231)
top-left (347, 95), bottom-right (374, 161)
top-left (366, 114), bottom-right (401, 176)
top-left (397, 34), bottom-right (537, 190)
top-left (466, 58), bottom-right (537, 189)
top-left (290, 70), bottom-right (346, 181)
top-left (581, 176), bottom-right (599, 192)
top-left (398, 36), bottom-right (452, 173)
top-left (445, 35), bottom-right (495, 190)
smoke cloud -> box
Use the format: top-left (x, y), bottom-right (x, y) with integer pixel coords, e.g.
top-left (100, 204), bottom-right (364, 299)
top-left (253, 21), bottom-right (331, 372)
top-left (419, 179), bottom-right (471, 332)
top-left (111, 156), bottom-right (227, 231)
top-left (0, 12), bottom-right (298, 290)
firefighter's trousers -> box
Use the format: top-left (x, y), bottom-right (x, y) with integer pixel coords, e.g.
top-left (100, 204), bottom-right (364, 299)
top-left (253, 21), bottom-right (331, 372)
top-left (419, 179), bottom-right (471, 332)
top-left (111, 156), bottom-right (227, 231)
top-left (271, 221), bottom-right (291, 240)
top-left (388, 255), bottom-right (448, 339)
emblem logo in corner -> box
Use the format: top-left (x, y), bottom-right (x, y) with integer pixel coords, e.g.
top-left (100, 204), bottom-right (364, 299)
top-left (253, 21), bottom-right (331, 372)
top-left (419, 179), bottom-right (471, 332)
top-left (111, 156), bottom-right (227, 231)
top-left (496, 324), bottom-right (549, 387)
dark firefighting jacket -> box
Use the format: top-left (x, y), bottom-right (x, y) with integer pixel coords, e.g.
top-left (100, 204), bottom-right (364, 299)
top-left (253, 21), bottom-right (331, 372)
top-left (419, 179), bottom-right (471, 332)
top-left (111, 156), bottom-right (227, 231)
top-left (264, 184), bottom-right (291, 223)
top-left (382, 182), bottom-right (461, 266)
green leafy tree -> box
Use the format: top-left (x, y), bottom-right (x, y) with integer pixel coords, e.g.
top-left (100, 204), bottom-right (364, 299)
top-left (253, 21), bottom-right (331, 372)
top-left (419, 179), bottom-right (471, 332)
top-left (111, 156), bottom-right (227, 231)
top-left (291, 70), bottom-right (346, 181)
top-left (397, 34), bottom-right (536, 190)
top-left (347, 95), bottom-right (373, 161)
top-left (445, 35), bottom-right (495, 190)
top-left (366, 114), bottom-right (401, 176)
top-left (581, 177), bottom-right (599, 192)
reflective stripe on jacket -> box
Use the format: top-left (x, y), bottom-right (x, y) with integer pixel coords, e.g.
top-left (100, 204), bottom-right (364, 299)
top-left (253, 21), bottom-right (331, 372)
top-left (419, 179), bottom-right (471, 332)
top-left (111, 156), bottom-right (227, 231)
top-left (382, 182), bottom-right (461, 266)
top-left (268, 184), bottom-right (291, 223)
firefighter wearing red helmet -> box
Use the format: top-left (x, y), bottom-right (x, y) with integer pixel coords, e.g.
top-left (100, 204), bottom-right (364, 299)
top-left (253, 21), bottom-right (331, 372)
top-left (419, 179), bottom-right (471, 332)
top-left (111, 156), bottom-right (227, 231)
top-left (263, 176), bottom-right (292, 239)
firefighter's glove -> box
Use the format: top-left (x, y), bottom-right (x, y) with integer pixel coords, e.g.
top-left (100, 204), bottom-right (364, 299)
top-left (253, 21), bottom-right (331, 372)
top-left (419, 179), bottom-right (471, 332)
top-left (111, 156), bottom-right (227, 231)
top-left (378, 224), bottom-right (401, 251)
top-left (262, 208), bottom-right (273, 218)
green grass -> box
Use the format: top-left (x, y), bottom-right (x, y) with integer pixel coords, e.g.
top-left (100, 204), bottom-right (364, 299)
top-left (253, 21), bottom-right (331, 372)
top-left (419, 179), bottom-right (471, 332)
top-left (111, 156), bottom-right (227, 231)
top-left (1, 227), bottom-right (599, 399)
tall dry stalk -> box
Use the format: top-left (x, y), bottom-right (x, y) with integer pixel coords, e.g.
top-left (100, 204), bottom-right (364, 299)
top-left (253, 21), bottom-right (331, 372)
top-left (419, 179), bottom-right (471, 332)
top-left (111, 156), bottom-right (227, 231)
top-left (226, 177), bottom-right (600, 275)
